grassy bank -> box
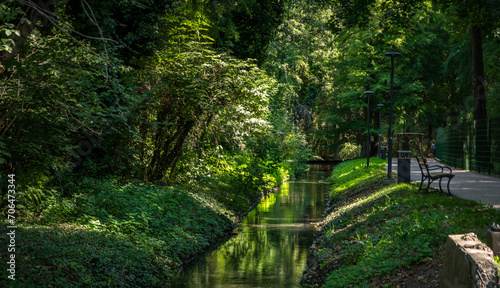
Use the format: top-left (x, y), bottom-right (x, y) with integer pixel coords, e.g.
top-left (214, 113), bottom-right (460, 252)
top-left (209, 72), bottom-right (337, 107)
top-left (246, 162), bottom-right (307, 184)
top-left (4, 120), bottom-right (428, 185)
top-left (0, 160), bottom-right (290, 287)
top-left (302, 158), bottom-right (500, 288)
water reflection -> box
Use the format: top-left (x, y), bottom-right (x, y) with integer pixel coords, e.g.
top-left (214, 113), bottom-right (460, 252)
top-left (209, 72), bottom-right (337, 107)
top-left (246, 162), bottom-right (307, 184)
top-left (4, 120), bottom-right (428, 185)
top-left (173, 165), bottom-right (331, 288)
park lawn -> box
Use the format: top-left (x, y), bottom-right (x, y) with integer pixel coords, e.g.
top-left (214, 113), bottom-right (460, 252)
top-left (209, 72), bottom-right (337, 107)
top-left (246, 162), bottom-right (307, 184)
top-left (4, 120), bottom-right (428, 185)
top-left (301, 158), bottom-right (500, 288)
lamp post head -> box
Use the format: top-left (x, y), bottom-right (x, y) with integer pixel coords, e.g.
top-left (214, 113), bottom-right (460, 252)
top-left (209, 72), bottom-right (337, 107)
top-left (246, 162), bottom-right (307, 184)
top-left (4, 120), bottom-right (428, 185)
top-left (364, 91), bottom-right (374, 94)
top-left (385, 52), bottom-right (401, 57)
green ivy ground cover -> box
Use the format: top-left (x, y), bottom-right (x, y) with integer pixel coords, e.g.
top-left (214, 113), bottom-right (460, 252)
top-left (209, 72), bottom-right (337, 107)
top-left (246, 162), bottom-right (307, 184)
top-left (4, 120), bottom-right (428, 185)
top-left (0, 174), bottom-right (278, 287)
top-left (302, 158), bottom-right (500, 288)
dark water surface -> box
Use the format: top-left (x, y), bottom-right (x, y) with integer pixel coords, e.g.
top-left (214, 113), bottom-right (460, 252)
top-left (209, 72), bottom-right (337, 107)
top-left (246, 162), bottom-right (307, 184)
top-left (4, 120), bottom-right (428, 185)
top-left (172, 165), bottom-right (331, 288)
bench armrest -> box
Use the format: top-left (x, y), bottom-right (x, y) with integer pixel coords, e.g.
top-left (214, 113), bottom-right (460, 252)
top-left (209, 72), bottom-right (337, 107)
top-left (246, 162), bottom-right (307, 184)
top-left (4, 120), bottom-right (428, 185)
top-left (428, 164), bottom-right (452, 173)
top-left (437, 165), bottom-right (453, 173)
top-left (427, 165), bottom-right (444, 172)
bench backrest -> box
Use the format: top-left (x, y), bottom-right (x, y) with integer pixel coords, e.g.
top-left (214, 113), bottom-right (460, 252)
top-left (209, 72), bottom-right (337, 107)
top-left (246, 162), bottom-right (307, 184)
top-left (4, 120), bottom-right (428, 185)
top-left (416, 157), bottom-right (429, 175)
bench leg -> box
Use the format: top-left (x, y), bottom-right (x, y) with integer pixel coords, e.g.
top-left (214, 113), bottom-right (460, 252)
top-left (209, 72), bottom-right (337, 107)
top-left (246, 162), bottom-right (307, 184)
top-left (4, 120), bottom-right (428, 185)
top-left (425, 177), bottom-right (432, 194)
top-left (419, 175), bottom-right (424, 191)
top-left (438, 176), bottom-right (453, 196)
top-left (445, 177), bottom-right (453, 196)
top-left (438, 178), bottom-right (445, 195)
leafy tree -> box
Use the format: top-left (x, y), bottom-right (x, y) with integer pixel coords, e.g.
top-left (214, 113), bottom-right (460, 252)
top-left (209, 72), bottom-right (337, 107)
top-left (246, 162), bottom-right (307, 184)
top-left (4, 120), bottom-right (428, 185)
top-left (263, 0), bottom-right (337, 155)
top-left (432, 0), bottom-right (500, 171)
top-left (326, 0), bottom-right (423, 31)
top-left (267, 0), bottom-right (458, 157)
top-left (201, 0), bottom-right (286, 63)
top-left (0, 26), bottom-right (137, 206)
top-left (135, 16), bottom-right (273, 182)
top-left (433, 0), bottom-right (500, 120)
top-left (65, 0), bottom-right (181, 63)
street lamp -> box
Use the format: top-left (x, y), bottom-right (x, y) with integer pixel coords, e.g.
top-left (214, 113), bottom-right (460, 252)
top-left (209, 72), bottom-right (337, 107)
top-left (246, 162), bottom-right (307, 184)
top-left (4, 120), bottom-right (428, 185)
top-left (377, 104), bottom-right (384, 158)
top-left (385, 52), bottom-right (401, 181)
top-left (365, 91), bottom-right (374, 168)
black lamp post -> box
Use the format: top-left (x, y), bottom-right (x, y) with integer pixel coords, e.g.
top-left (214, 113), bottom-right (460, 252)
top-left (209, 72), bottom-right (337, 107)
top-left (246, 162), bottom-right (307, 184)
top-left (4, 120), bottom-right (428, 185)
top-left (385, 52), bottom-right (401, 181)
top-left (377, 104), bottom-right (384, 158)
top-left (365, 91), bottom-right (374, 167)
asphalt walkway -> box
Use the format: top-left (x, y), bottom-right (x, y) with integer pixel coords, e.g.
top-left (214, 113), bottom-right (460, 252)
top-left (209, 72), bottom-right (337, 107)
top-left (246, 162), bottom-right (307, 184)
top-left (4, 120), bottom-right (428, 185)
top-left (386, 158), bottom-right (500, 209)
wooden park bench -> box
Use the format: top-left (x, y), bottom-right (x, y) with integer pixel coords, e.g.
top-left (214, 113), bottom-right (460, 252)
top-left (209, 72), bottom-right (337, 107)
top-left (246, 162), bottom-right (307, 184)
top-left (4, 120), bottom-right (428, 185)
top-left (416, 156), bottom-right (455, 196)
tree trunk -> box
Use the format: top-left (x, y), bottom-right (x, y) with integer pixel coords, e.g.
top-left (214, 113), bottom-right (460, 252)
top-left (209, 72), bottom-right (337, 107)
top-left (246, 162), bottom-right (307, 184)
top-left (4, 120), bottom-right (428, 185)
top-left (148, 119), bottom-right (195, 182)
top-left (471, 25), bottom-right (487, 120)
top-left (427, 123), bottom-right (433, 157)
top-left (471, 25), bottom-right (490, 173)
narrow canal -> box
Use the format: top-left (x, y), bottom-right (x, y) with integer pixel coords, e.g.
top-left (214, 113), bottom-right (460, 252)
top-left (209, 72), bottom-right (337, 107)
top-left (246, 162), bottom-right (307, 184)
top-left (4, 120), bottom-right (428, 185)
top-left (173, 164), bottom-right (332, 288)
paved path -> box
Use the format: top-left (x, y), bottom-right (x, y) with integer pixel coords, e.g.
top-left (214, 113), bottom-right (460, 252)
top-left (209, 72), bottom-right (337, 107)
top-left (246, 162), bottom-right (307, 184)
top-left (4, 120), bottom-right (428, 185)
top-left (386, 158), bottom-right (500, 209)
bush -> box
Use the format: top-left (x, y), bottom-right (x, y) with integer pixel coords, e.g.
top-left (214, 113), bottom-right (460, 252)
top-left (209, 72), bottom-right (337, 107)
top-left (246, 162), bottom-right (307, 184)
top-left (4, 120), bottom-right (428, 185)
top-left (338, 142), bottom-right (361, 161)
top-left (189, 152), bottom-right (289, 214)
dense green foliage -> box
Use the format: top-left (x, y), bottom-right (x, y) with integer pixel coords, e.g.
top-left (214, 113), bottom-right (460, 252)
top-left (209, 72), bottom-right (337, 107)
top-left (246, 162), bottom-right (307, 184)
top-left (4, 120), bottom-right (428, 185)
top-left (2, 0), bottom-right (498, 204)
top-left (0, 223), bottom-right (169, 287)
top-left (0, 0), bottom-right (304, 286)
top-left (262, 0), bottom-right (500, 158)
top-left (301, 158), bottom-right (500, 287)
top-left (0, 0), bottom-right (305, 198)
top-left (0, 156), bottom-right (289, 287)
top-left (1, 0), bottom-right (499, 285)
top-left (0, 179), bottom-right (234, 286)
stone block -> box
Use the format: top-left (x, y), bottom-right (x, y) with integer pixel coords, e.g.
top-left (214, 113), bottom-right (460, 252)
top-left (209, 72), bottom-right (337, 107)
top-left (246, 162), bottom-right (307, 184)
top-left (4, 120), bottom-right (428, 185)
top-left (440, 233), bottom-right (499, 288)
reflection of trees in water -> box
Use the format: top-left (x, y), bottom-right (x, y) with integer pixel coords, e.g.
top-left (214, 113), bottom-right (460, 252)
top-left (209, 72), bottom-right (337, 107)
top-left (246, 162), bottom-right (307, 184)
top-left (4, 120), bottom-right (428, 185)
top-left (209, 226), bottom-right (310, 283)
top-left (178, 167), bottom-right (331, 287)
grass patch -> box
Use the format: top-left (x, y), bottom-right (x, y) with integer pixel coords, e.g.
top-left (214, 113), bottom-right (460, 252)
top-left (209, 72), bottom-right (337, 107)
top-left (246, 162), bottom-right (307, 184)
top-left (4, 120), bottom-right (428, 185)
top-left (302, 158), bottom-right (500, 288)
top-left (327, 158), bottom-right (386, 197)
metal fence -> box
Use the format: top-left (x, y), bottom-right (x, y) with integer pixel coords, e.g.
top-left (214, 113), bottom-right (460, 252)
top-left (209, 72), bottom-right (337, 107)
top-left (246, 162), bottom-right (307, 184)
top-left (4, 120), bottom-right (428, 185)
top-left (436, 117), bottom-right (500, 177)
